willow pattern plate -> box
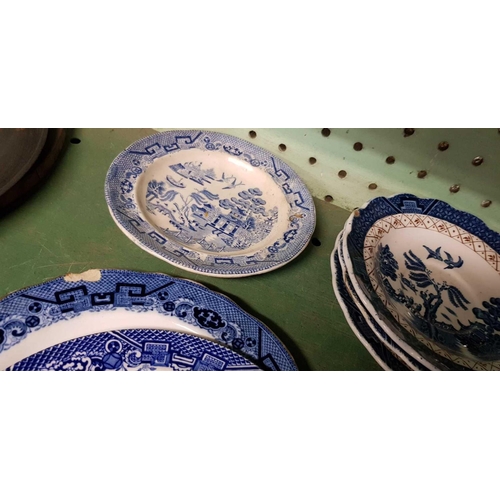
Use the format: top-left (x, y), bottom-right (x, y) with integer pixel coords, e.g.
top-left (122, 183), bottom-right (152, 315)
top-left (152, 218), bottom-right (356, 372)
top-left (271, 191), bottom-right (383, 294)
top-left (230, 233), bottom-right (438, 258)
top-left (343, 194), bottom-right (500, 370)
top-left (105, 130), bottom-right (315, 277)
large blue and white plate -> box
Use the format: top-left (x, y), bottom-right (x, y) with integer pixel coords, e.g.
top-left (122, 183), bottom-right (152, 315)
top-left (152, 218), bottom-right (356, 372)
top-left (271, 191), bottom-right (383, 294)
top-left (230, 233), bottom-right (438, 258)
top-left (105, 130), bottom-right (315, 277)
top-left (6, 329), bottom-right (261, 371)
top-left (0, 269), bottom-right (297, 371)
top-left (343, 194), bottom-right (500, 370)
top-left (331, 233), bottom-right (409, 371)
top-left (335, 231), bottom-right (430, 371)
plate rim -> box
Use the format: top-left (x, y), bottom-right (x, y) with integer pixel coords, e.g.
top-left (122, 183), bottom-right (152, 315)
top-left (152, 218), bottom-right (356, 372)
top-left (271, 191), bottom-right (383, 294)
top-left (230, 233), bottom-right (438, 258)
top-left (331, 232), bottom-right (396, 371)
top-left (104, 129), bottom-right (316, 277)
top-left (336, 231), bottom-right (431, 371)
top-left (0, 269), bottom-right (298, 371)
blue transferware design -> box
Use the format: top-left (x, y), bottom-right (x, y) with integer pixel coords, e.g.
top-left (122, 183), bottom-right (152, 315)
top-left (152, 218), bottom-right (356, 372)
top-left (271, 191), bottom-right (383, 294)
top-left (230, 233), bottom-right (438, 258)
top-left (377, 242), bottom-right (500, 361)
top-left (345, 193), bottom-right (500, 369)
top-left (347, 194), bottom-right (500, 258)
top-left (0, 270), bottom-right (297, 371)
top-left (422, 245), bottom-right (464, 269)
top-left (105, 130), bottom-right (315, 276)
top-left (331, 244), bottom-right (409, 371)
top-left (146, 174), bottom-right (278, 253)
top-left (337, 235), bottom-right (430, 371)
top-left (6, 329), bottom-right (260, 371)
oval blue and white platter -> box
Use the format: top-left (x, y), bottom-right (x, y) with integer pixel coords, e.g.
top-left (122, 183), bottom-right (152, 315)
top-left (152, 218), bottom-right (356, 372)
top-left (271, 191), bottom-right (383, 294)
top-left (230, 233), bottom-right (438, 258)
top-left (105, 130), bottom-right (316, 277)
top-left (0, 269), bottom-right (297, 371)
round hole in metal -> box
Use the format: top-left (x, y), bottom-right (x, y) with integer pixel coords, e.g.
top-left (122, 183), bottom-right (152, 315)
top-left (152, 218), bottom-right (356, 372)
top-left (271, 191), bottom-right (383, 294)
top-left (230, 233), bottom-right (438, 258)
top-left (70, 138), bottom-right (81, 144)
top-left (481, 200), bottom-right (492, 208)
top-left (438, 141), bottom-right (449, 151)
top-left (338, 170), bottom-right (347, 178)
top-left (321, 128), bottom-right (331, 137)
top-left (353, 142), bottom-right (363, 151)
top-left (309, 157), bottom-right (317, 165)
top-left (279, 144), bottom-right (287, 152)
top-left (403, 128), bottom-right (415, 137)
top-left (249, 130), bottom-right (257, 139)
top-left (386, 156), bottom-right (395, 164)
top-left (417, 170), bottom-right (427, 178)
top-left (368, 183), bottom-right (377, 190)
top-left (324, 195), bottom-right (334, 203)
top-left (450, 184), bottom-right (460, 193)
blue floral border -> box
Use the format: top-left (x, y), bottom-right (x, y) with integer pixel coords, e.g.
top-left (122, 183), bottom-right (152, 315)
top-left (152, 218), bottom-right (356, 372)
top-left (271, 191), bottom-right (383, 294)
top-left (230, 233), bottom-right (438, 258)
top-left (105, 130), bottom-right (316, 276)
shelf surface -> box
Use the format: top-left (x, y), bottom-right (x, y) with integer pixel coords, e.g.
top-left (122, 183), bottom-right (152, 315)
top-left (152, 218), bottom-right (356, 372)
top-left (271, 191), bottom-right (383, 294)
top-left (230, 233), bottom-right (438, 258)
top-left (0, 128), bottom-right (381, 370)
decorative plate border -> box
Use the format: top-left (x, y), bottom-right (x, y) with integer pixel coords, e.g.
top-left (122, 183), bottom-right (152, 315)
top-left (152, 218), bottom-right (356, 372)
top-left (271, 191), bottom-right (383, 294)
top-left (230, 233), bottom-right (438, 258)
top-left (105, 130), bottom-right (316, 277)
top-left (0, 270), bottom-right (297, 371)
top-left (343, 193), bottom-right (500, 370)
top-left (337, 232), bottom-right (430, 371)
top-left (6, 329), bottom-right (261, 371)
top-left (331, 232), bottom-right (408, 371)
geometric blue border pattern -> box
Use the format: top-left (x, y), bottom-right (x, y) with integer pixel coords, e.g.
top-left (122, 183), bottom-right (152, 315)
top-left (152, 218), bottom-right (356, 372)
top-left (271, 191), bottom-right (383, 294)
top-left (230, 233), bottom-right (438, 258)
top-left (6, 329), bottom-right (261, 371)
top-left (0, 270), bottom-right (298, 371)
top-left (345, 193), bottom-right (497, 371)
top-left (105, 130), bottom-right (316, 276)
top-left (347, 193), bottom-right (500, 258)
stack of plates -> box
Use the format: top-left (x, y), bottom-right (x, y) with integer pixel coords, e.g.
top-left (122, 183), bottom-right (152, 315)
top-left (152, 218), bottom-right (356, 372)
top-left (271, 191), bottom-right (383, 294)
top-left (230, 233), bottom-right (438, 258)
top-left (331, 193), bottom-right (500, 371)
top-left (0, 270), bottom-right (297, 371)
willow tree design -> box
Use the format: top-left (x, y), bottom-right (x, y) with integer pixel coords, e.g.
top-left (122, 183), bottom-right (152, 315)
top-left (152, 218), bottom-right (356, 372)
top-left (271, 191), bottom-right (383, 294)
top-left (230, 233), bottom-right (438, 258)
top-left (377, 244), bottom-right (500, 359)
top-left (144, 161), bottom-right (278, 252)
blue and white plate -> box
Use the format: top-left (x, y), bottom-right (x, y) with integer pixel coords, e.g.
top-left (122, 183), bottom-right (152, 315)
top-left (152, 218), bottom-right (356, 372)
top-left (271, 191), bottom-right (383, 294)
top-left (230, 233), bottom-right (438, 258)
top-left (6, 329), bottom-right (261, 371)
top-left (0, 269), bottom-right (297, 371)
top-left (335, 231), bottom-right (430, 371)
top-left (331, 232), bottom-right (409, 371)
top-left (343, 194), bottom-right (500, 370)
top-left (105, 130), bottom-right (316, 277)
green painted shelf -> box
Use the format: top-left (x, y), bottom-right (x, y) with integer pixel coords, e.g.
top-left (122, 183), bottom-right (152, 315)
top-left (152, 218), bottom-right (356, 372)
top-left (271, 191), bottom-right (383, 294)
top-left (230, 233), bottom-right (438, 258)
top-left (0, 128), bottom-right (381, 371)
